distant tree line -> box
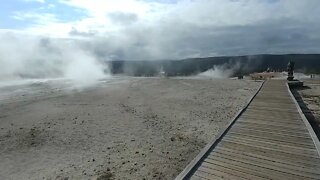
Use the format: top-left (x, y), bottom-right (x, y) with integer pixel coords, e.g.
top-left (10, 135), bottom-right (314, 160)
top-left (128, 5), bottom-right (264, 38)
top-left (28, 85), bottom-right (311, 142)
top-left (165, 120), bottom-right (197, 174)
top-left (106, 54), bottom-right (320, 77)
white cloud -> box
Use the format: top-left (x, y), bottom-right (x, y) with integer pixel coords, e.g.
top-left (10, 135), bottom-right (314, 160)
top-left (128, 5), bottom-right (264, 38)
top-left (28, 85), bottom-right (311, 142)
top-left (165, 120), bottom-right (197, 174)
top-left (24, 0), bottom-right (46, 3)
top-left (59, 0), bottom-right (150, 16)
top-left (48, 4), bottom-right (56, 9)
top-left (2, 0), bottom-right (320, 59)
top-left (18, 0), bottom-right (318, 37)
top-left (11, 12), bottom-right (58, 23)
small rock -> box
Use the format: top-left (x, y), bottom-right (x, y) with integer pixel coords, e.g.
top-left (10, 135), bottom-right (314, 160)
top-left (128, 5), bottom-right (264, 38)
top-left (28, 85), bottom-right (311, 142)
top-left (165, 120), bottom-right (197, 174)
top-left (55, 176), bottom-right (68, 180)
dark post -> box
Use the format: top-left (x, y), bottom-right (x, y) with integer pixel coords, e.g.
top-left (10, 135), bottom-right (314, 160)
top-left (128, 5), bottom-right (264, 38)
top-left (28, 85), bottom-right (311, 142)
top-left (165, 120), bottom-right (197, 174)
top-left (287, 61), bottom-right (295, 81)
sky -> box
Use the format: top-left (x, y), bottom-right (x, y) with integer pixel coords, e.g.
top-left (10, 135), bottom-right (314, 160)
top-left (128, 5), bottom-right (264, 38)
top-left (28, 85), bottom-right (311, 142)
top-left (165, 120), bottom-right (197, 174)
top-left (1, 0), bottom-right (320, 61)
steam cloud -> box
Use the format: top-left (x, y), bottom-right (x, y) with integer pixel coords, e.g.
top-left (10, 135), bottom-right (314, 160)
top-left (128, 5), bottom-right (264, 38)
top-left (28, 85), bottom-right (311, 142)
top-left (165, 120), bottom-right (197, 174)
top-left (198, 62), bottom-right (241, 79)
top-left (0, 33), bottom-right (107, 87)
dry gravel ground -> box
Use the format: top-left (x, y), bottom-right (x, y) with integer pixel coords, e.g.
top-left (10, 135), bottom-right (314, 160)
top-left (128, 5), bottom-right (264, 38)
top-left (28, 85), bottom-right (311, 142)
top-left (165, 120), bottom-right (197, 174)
top-left (297, 78), bottom-right (320, 136)
top-left (0, 77), bottom-right (261, 180)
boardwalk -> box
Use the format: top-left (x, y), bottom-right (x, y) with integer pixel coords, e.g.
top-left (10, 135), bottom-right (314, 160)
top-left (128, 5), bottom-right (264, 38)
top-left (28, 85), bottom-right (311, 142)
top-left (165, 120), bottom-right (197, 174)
top-left (176, 80), bottom-right (320, 180)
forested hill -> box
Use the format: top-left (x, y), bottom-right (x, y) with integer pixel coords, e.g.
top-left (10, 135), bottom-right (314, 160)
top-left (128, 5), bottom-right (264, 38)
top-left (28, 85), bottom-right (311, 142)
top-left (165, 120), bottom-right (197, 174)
top-left (108, 54), bottom-right (320, 77)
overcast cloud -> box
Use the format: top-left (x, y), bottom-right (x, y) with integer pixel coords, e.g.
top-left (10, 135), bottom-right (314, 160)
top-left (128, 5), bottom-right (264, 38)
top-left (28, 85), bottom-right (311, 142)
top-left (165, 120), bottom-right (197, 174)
top-left (2, 0), bottom-right (320, 60)
top-left (0, 0), bottom-right (320, 80)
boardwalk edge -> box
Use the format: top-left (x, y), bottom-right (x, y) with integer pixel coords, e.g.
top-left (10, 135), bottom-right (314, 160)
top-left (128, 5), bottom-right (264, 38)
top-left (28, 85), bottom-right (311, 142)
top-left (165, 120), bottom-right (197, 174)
top-left (175, 80), bottom-right (265, 180)
top-left (286, 83), bottom-right (320, 157)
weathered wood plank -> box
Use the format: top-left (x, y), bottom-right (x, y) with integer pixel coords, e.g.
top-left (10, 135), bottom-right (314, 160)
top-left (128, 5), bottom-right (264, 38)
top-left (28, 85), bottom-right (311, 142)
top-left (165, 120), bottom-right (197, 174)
top-left (216, 146), bottom-right (320, 170)
top-left (236, 119), bottom-right (304, 128)
top-left (234, 122), bottom-right (309, 134)
top-left (195, 165), bottom-right (248, 180)
top-left (210, 149), bottom-right (320, 178)
top-left (205, 157), bottom-right (309, 180)
top-left (236, 120), bottom-right (306, 130)
top-left (190, 174), bottom-right (211, 180)
top-left (248, 106), bottom-right (297, 114)
top-left (241, 112), bottom-right (302, 119)
top-left (226, 132), bottom-right (315, 147)
top-left (240, 115), bottom-right (302, 122)
top-left (249, 102), bottom-right (297, 108)
top-left (191, 172), bottom-right (217, 180)
top-left (223, 136), bottom-right (319, 157)
top-left (237, 118), bottom-right (304, 127)
top-left (199, 162), bottom-right (266, 180)
top-left (229, 126), bottom-right (313, 140)
top-left (219, 140), bottom-right (320, 161)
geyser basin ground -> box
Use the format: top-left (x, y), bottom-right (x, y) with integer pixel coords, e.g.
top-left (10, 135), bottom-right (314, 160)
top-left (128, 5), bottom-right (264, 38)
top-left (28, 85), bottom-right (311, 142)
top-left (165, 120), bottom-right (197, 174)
top-left (0, 77), bottom-right (260, 179)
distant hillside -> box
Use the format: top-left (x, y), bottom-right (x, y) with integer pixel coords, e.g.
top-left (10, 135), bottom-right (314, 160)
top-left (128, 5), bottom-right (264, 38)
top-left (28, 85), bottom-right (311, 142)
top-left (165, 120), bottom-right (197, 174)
top-left (107, 54), bottom-right (320, 77)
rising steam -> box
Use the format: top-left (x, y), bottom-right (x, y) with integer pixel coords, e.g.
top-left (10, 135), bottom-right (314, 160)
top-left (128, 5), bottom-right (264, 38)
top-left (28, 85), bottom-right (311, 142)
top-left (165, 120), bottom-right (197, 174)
top-left (198, 62), bottom-right (241, 78)
top-left (0, 33), bottom-right (107, 88)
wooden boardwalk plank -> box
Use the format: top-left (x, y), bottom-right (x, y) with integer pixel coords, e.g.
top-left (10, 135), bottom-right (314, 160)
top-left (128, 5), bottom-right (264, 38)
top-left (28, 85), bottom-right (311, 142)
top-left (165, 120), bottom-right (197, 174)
top-left (204, 157), bottom-right (307, 179)
top-left (206, 153), bottom-right (320, 179)
top-left (200, 162), bottom-right (266, 180)
top-left (241, 112), bottom-right (302, 119)
top-left (229, 127), bottom-right (313, 140)
top-left (237, 118), bottom-right (305, 127)
top-left (222, 137), bottom-right (319, 157)
top-left (234, 122), bottom-right (310, 134)
top-left (176, 80), bottom-right (320, 180)
top-left (216, 146), bottom-right (320, 170)
top-left (226, 132), bottom-right (315, 147)
top-left (218, 141), bottom-right (320, 165)
top-left (196, 166), bottom-right (248, 180)
top-left (211, 148), bottom-right (320, 176)
top-left (236, 118), bottom-right (304, 127)
top-left (236, 120), bottom-right (307, 130)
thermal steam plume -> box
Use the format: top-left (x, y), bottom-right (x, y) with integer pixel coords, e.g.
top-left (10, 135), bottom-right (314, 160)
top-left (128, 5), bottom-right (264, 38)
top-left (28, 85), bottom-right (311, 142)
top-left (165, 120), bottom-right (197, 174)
top-left (198, 62), bottom-right (241, 79)
top-left (0, 33), bottom-right (108, 88)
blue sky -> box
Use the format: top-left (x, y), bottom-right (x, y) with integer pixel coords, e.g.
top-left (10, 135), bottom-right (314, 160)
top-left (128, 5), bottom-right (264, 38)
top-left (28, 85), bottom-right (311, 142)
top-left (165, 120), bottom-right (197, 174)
top-left (0, 0), bottom-right (87, 29)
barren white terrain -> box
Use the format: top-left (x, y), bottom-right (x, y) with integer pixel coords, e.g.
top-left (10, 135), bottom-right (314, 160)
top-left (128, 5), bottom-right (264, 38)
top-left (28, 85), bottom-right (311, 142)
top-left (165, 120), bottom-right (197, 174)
top-left (0, 77), bottom-right (260, 179)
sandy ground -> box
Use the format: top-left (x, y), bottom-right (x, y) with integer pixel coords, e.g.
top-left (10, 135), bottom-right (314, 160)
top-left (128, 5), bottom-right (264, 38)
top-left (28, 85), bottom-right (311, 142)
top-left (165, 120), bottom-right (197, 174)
top-left (0, 77), bottom-right (260, 180)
